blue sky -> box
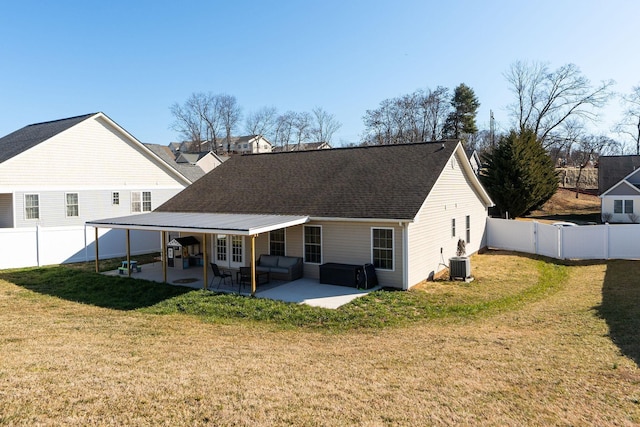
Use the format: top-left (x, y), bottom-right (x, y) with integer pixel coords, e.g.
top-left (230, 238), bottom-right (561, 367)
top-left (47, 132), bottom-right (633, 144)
top-left (1, 0), bottom-right (638, 147)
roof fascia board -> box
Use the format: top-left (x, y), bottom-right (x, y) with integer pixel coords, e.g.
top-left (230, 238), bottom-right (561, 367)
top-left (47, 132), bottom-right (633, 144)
top-left (86, 215), bottom-right (309, 236)
top-left (0, 114), bottom-right (95, 167)
top-left (308, 216), bottom-right (413, 224)
top-left (600, 179), bottom-right (640, 197)
top-left (452, 142), bottom-right (494, 206)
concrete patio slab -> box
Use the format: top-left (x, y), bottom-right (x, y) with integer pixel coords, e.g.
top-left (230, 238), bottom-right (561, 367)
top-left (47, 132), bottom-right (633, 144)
top-left (103, 261), bottom-right (378, 309)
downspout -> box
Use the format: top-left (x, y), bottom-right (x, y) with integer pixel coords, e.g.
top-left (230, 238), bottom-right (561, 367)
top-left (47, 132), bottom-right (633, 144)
top-left (402, 221), bottom-right (409, 290)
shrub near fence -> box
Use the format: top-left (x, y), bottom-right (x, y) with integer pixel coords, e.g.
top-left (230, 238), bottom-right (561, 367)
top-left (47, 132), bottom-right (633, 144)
top-left (487, 218), bottom-right (640, 260)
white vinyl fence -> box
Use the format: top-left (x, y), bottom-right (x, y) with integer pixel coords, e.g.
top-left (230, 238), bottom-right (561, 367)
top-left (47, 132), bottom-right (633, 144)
top-left (0, 226), bottom-right (160, 269)
top-left (487, 218), bottom-right (640, 260)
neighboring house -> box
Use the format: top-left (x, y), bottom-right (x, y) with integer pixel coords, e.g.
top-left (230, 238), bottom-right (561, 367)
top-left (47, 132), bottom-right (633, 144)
top-left (598, 155), bottom-right (640, 223)
top-left (221, 135), bottom-right (272, 154)
top-left (144, 144), bottom-right (228, 180)
top-left (177, 151), bottom-right (228, 174)
top-left (171, 135), bottom-right (273, 155)
top-left (0, 112), bottom-right (191, 268)
top-left (598, 155), bottom-right (640, 195)
top-left (87, 141), bottom-right (493, 289)
top-left (273, 141), bottom-right (332, 153)
top-left (290, 141), bottom-right (332, 151)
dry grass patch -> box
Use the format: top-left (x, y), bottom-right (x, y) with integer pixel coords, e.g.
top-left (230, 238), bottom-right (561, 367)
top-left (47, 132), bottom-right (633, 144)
top-left (0, 252), bottom-right (638, 425)
top-left (531, 187), bottom-right (600, 216)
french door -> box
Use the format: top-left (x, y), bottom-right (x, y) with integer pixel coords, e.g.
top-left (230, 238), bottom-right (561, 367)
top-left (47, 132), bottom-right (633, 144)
top-left (214, 234), bottom-right (244, 269)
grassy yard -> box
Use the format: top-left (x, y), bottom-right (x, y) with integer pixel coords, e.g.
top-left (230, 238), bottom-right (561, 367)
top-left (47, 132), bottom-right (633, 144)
top-left (0, 251), bottom-right (638, 425)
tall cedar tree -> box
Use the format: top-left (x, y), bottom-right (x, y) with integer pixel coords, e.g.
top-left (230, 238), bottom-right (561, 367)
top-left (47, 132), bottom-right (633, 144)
top-left (481, 128), bottom-right (558, 218)
top-left (443, 83), bottom-right (480, 139)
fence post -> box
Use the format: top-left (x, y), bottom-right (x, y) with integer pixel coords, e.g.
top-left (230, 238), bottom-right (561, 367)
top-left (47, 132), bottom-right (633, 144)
top-left (35, 224), bottom-right (40, 267)
top-left (558, 225), bottom-right (563, 259)
top-left (605, 223), bottom-right (610, 260)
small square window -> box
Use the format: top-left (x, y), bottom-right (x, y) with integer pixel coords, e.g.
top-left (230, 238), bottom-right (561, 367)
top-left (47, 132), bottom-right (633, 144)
top-left (112, 192), bottom-right (120, 205)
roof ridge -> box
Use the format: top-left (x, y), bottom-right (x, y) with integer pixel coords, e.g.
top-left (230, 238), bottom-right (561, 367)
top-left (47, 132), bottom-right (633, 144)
top-left (25, 113), bottom-right (96, 128)
top-left (249, 139), bottom-right (459, 157)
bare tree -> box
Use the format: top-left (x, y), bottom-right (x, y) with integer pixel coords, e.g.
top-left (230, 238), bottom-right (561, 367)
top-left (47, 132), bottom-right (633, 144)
top-left (573, 134), bottom-right (619, 198)
top-left (245, 106), bottom-right (278, 140)
top-left (422, 86), bottom-right (450, 140)
top-left (218, 95), bottom-right (242, 153)
top-left (615, 85), bottom-right (640, 155)
top-left (170, 92), bottom-right (226, 153)
top-left (274, 111), bottom-right (296, 150)
top-left (170, 101), bottom-right (204, 151)
top-left (362, 87), bottom-right (452, 145)
top-left (292, 112), bottom-right (313, 149)
top-left (310, 107), bottom-right (342, 144)
top-left (505, 61), bottom-right (614, 147)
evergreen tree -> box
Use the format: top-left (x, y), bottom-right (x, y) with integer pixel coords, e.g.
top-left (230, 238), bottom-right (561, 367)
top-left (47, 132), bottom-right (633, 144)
top-left (481, 128), bottom-right (558, 218)
top-left (443, 83), bottom-right (480, 139)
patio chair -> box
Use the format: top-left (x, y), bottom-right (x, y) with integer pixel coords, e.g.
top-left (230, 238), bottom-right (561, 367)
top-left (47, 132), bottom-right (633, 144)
top-left (210, 263), bottom-right (233, 289)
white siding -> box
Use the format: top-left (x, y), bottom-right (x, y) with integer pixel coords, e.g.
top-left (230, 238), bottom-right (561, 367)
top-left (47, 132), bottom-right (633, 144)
top-left (601, 195), bottom-right (640, 223)
top-left (13, 188), bottom-right (180, 228)
top-left (406, 149), bottom-right (489, 287)
top-left (0, 115), bottom-right (186, 190)
top-left (284, 221), bottom-right (404, 287)
top-left (0, 115), bottom-right (188, 229)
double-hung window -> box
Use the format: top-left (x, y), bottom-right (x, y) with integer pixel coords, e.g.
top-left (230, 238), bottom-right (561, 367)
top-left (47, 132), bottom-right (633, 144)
top-left (465, 215), bottom-right (471, 243)
top-left (25, 194), bottom-right (39, 220)
top-left (270, 229), bottom-right (285, 256)
top-left (65, 193), bottom-right (79, 217)
top-left (372, 228), bottom-right (394, 270)
top-left (614, 199), bottom-right (634, 214)
top-left (131, 191), bottom-right (152, 213)
top-left (304, 226), bottom-right (322, 264)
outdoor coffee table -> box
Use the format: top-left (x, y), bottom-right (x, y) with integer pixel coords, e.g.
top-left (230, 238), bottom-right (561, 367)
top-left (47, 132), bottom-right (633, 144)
top-left (236, 270), bottom-right (270, 288)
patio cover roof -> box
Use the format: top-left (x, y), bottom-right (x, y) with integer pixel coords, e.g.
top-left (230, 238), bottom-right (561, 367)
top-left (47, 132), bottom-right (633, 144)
top-left (86, 212), bottom-right (309, 235)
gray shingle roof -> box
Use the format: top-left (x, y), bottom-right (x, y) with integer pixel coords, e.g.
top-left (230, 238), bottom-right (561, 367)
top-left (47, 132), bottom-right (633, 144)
top-left (0, 113), bottom-right (95, 164)
top-left (144, 143), bottom-right (205, 183)
top-left (156, 141), bottom-right (461, 220)
top-left (598, 155), bottom-right (640, 194)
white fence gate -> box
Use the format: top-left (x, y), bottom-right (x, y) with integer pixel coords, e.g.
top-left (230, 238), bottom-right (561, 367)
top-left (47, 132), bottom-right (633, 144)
top-left (0, 226), bottom-right (160, 269)
top-left (486, 218), bottom-right (640, 260)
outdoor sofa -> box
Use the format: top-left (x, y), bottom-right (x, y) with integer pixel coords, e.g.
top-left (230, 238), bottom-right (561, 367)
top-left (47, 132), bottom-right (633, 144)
top-left (256, 254), bottom-right (303, 281)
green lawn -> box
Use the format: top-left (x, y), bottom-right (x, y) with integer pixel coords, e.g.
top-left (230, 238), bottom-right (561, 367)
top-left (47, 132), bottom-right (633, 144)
top-left (0, 251), bottom-right (638, 425)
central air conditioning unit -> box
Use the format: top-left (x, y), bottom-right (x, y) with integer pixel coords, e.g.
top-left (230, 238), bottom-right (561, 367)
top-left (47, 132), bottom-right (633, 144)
top-left (449, 256), bottom-right (472, 281)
